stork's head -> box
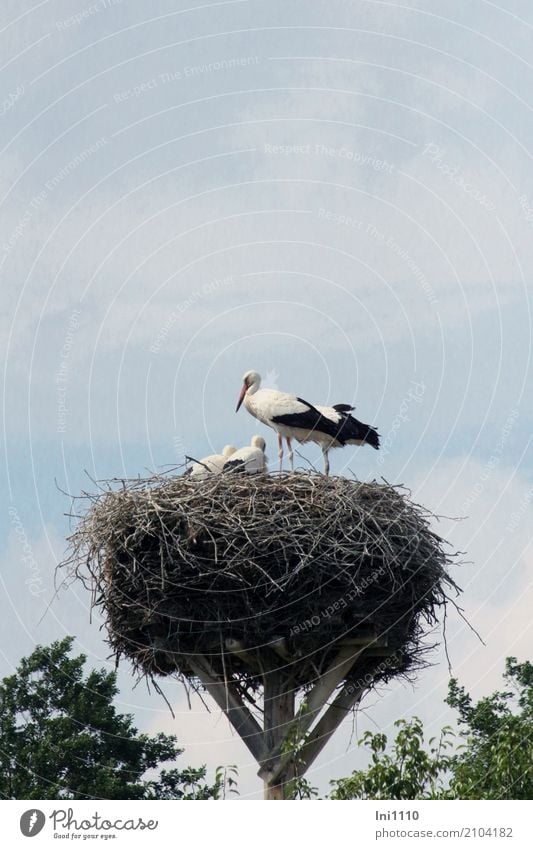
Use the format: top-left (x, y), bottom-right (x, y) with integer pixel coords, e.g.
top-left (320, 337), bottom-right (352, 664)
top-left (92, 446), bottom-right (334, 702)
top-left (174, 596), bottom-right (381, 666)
top-left (235, 370), bottom-right (261, 411)
top-left (251, 435), bottom-right (266, 452)
top-left (222, 444), bottom-right (237, 457)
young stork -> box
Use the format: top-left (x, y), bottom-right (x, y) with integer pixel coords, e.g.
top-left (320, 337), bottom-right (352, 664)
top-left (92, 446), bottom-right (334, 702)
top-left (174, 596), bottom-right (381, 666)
top-left (187, 444), bottom-right (236, 480)
top-left (235, 370), bottom-right (379, 475)
top-left (223, 435), bottom-right (267, 474)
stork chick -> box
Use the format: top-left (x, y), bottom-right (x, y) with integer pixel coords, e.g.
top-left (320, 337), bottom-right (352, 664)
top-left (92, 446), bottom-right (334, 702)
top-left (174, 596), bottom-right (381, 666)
top-left (187, 444), bottom-right (236, 480)
top-left (223, 435), bottom-right (268, 474)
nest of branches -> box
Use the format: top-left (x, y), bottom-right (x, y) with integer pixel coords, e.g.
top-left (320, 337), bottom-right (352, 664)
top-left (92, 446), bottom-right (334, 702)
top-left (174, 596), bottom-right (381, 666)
top-left (62, 472), bottom-right (460, 695)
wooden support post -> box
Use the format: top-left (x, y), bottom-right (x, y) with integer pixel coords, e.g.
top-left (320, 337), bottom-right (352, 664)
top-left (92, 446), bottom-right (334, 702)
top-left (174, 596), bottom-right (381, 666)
top-left (259, 640), bottom-right (375, 788)
top-left (262, 669), bottom-right (295, 800)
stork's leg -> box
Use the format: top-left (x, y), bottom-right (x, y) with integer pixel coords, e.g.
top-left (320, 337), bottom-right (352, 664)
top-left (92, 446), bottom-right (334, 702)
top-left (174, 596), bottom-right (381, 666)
top-left (322, 448), bottom-right (330, 476)
top-left (286, 437), bottom-right (294, 471)
top-left (277, 433), bottom-right (283, 472)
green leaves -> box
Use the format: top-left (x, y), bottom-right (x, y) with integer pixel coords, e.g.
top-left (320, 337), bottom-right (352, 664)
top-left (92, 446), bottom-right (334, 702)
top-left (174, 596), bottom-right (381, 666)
top-left (329, 719), bottom-right (455, 800)
top-left (447, 659), bottom-right (533, 800)
top-left (0, 637), bottom-right (221, 800)
top-left (330, 659), bottom-right (532, 800)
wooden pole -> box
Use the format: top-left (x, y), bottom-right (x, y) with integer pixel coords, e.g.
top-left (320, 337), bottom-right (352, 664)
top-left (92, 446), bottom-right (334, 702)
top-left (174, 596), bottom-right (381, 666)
top-left (262, 669), bottom-right (295, 799)
top-left (258, 640), bottom-right (376, 787)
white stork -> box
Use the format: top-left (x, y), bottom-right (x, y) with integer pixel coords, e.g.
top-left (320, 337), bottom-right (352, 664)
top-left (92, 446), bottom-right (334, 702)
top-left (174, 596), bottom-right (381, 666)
top-left (187, 444), bottom-right (236, 480)
top-left (235, 370), bottom-right (379, 475)
top-left (222, 435), bottom-right (267, 474)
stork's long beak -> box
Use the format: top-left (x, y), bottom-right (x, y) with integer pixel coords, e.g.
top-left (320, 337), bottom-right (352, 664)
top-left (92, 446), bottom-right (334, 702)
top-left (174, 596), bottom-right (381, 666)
top-left (235, 384), bottom-right (247, 412)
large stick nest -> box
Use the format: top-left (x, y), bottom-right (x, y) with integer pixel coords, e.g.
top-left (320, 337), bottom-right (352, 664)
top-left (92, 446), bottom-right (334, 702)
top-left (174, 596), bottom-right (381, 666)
top-left (62, 473), bottom-right (460, 695)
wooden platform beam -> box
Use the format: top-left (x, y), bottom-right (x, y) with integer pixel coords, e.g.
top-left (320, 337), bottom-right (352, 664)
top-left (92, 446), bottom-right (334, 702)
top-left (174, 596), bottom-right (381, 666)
top-left (187, 655), bottom-right (264, 763)
top-left (297, 681), bottom-right (365, 775)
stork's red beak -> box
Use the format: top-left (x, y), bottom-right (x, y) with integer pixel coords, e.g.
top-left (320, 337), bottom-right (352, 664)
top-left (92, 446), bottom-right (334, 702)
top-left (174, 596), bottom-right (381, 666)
top-left (235, 384), bottom-right (247, 412)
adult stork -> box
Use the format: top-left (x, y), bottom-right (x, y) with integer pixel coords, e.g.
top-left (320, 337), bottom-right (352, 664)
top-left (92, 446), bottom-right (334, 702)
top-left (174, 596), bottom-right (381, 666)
top-left (187, 444), bottom-right (236, 480)
top-left (235, 370), bottom-right (379, 475)
top-left (223, 435), bottom-right (268, 474)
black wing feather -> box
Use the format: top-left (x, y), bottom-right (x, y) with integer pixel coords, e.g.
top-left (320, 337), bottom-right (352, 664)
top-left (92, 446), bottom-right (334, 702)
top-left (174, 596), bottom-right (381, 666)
top-left (336, 413), bottom-right (380, 449)
top-left (223, 458), bottom-right (246, 473)
top-left (273, 396), bottom-right (380, 449)
top-left (272, 397), bottom-right (341, 440)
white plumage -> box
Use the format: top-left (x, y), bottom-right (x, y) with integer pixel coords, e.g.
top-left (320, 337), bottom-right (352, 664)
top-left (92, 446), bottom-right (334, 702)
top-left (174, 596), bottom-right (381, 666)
top-left (187, 444), bottom-right (236, 480)
top-left (223, 435), bottom-right (267, 474)
top-left (236, 370), bottom-right (380, 474)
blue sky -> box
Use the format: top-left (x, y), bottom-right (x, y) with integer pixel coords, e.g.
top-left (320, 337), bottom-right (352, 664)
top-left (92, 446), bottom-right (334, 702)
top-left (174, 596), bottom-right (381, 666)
top-left (1, 0), bottom-right (532, 798)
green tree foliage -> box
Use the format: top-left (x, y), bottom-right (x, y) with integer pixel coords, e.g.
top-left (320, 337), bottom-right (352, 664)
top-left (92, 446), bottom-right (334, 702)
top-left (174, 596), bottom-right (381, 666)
top-left (0, 637), bottom-right (225, 800)
top-left (329, 719), bottom-right (455, 800)
top-left (447, 658), bottom-right (533, 799)
top-left (329, 659), bottom-right (532, 800)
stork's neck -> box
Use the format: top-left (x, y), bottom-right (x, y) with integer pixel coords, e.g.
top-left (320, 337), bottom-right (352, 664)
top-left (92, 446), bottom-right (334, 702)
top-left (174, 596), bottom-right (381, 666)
top-left (247, 378), bottom-right (261, 396)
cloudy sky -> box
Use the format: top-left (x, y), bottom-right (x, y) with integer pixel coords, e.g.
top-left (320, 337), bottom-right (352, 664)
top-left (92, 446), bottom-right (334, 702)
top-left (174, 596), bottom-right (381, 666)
top-left (1, 0), bottom-right (532, 798)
